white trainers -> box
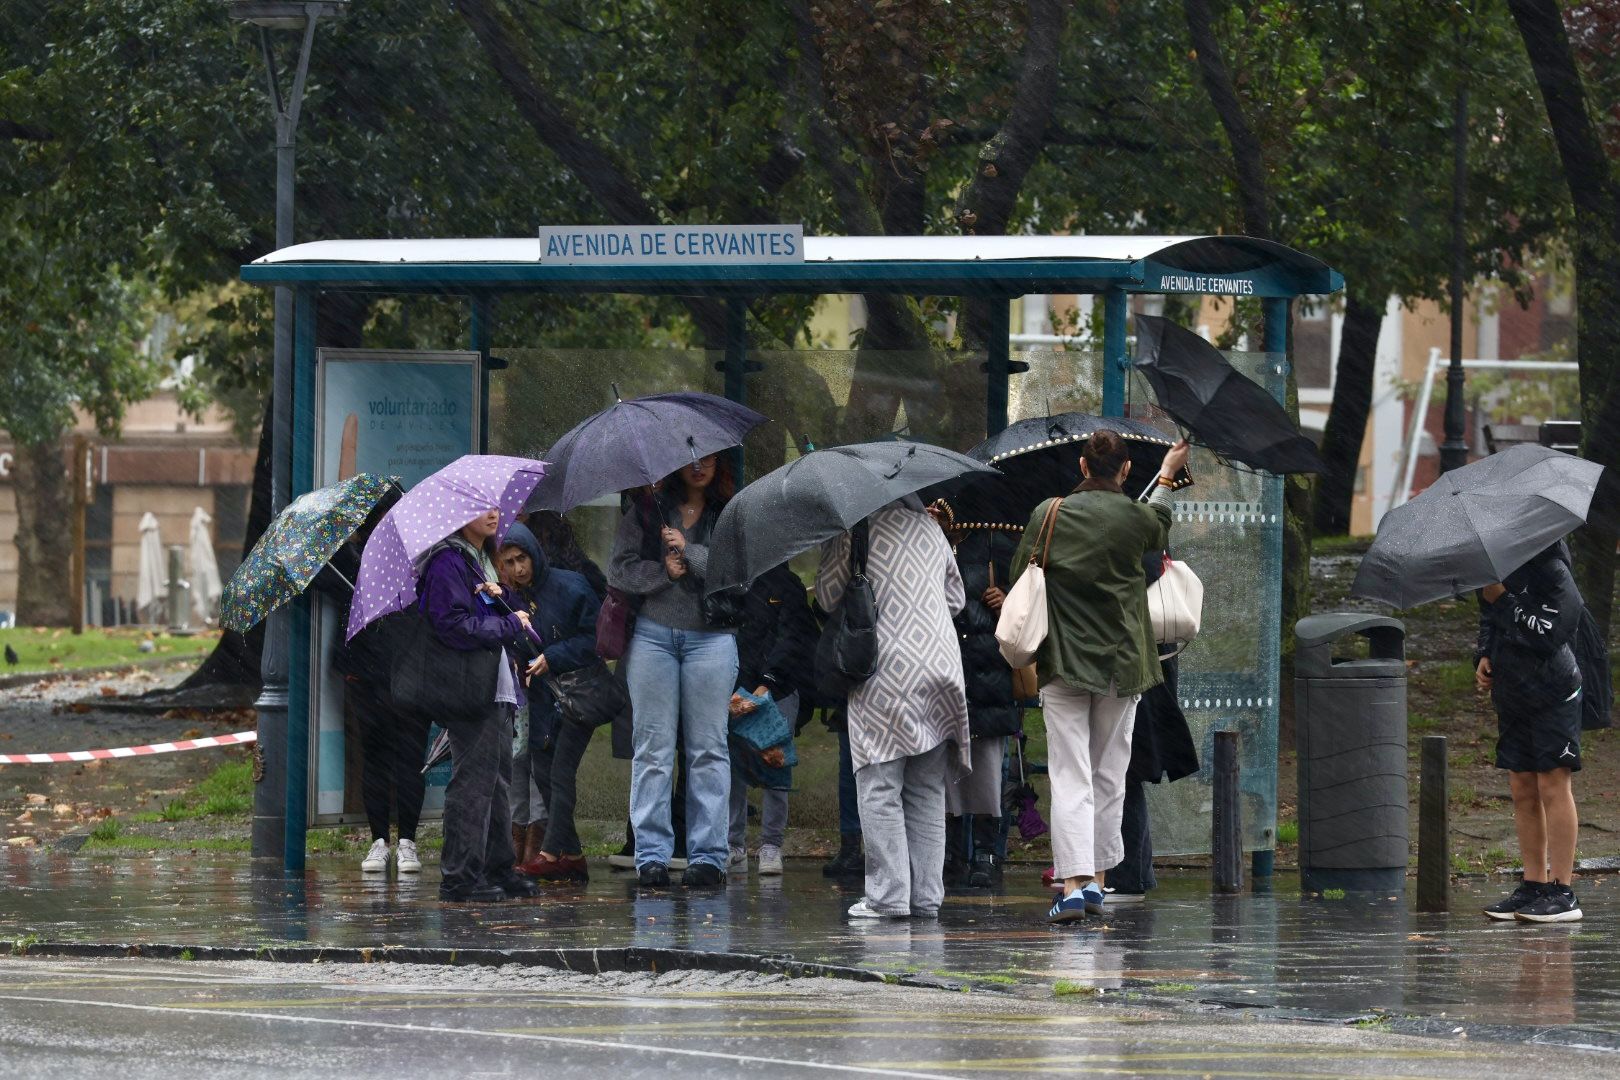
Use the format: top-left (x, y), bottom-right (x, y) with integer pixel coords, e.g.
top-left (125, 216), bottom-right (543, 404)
top-left (728, 845), bottom-right (747, 869)
top-left (396, 839), bottom-right (421, 873)
top-left (360, 838), bottom-right (389, 873)
top-left (757, 844), bottom-right (784, 876)
top-left (847, 898), bottom-right (891, 919)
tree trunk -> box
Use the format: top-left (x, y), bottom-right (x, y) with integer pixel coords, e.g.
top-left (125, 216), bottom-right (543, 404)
top-left (180, 295), bottom-right (374, 689)
top-left (11, 438), bottom-right (74, 626)
top-left (1313, 292), bottom-right (1384, 536)
top-left (1507, 0), bottom-right (1620, 635)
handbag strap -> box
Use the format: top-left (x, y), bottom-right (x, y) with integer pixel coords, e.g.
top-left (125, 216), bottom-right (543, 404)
top-left (1030, 498), bottom-right (1063, 569)
top-left (849, 519), bottom-right (870, 577)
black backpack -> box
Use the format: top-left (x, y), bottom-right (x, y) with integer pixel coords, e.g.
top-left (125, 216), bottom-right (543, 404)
top-left (1575, 607), bottom-right (1613, 731)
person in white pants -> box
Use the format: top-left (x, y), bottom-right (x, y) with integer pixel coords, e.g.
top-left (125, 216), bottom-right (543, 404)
top-left (1010, 431), bottom-right (1189, 924)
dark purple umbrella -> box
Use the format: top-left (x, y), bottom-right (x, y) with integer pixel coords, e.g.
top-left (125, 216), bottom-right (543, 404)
top-left (346, 454), bottom-right (547, 640)
top-left (524, 391), bottom-right (768, 513)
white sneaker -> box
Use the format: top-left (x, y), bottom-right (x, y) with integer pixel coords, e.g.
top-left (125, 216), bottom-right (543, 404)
top-left (360, 838), bottom-right (389, 873)
top-left (757, 844), bottom-right (784, 876)
top-left (847, 898), bottom-right (890, 919)
top-left (396, 839), bottom-right (421, 873)
top-left (728, 845), bottom-right (747, 869)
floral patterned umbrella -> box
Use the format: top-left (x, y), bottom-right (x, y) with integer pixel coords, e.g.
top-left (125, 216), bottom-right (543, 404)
top-left (220, 473), bottom-right (399, 634)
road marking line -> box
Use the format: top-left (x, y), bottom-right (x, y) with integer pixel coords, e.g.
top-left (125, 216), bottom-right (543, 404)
top-left (0, 994), bottom-right (961, 1078)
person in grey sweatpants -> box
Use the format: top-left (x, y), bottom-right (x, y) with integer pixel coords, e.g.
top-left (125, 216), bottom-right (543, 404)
top-left (854, 744), bottom-right (948, 916)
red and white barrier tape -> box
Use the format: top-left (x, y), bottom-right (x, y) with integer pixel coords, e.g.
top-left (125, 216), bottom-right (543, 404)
top-left (0, 731), bottom-right (256, 765)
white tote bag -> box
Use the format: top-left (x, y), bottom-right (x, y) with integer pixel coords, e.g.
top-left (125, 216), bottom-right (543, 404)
top-left (996, 498), bottom-right (1063, 669)
top-left (1146, 554), bottom-right (1203, 653)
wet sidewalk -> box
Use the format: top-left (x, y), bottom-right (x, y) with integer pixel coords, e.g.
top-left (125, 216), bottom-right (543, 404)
top-left (3, 851), bottom-right (1618, 1048)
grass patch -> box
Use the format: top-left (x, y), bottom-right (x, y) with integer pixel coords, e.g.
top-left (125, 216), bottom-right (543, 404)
top-left (154, 761), bottom-right (253, 822)
top-left (11, 933), bottom-right (42, 954)
top-left (1322, 888), bottom-right (1347, 900)
top-left (1450, 782), bottom-right (1478, 808)
top-left (1150, 982), bottom-right (1197, 994)
top-left (1053, 980), bottom-right (1098, 997)
top-left (84, 833), bottom-right (251, 854)
top-left (933, 970), bottom-right (1018, 986)
top-left (89, 818), bottom-right (121, 843)
top-left (1276, 820), bottom-right (1299, 845)
top-left (1424, 660), bottom-right (1481, 699)
top-left (179, 948), bottom-right (195, 961)
top-left (1313, 535), bottom-right (1370, 557)
top-left (0, 626), bottom-right (216, 674)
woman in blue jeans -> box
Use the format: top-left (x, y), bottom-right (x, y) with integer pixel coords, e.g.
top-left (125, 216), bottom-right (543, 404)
top-left (609, 455), bottom-right (738, 888)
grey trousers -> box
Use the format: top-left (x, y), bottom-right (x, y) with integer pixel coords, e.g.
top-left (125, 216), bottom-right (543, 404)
top-left (441, 704), bottom-right (517, 891)
top-left (854, 743), bottom-right (947, 917)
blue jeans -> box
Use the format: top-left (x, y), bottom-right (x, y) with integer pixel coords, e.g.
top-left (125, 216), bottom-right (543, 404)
top-left (627, 619), bottom-right (737, 871)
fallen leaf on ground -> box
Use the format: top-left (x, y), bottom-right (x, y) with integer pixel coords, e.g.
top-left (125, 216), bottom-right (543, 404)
top-left (69, 702), bottom-right (92, 714)
top-left (181, 729), bottom-right (203, 740)
top-left (24, 794), bottom-right (47, 805)
top-left (98, 686), bottom-right (119, 697)
top-left (52, 804), bottom-right (74, 818)
top-left (6, 836), bottom-right (37, 847)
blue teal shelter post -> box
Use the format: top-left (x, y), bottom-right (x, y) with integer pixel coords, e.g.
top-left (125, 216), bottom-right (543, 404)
top-left (1102, 288), bottom-right (1129, 418)
top-left (285, 286), bottom-right (318, 872)
top-left (471, 294), bottom-right (496, 453)
top-left (1252, 296), bottom-right (1291, 881)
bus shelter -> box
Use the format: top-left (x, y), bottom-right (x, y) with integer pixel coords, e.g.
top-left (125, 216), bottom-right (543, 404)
top-left (243, 233), bottom-right (1344, 873)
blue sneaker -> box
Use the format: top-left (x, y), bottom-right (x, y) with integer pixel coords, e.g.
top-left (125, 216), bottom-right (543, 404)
top-left (1081, 883), bottom-right (1106, 915)
top-left (1048, 890), bottom-right (1089, 925)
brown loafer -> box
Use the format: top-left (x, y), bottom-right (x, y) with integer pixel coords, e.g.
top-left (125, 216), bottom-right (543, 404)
top-left (521, 851), bottom-right (588, 882)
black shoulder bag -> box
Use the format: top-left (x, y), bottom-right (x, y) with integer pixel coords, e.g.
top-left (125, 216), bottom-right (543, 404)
top-left (391, 605), bottom-right (501, 726)
top-left (814, 520), bottom-right (877, 699)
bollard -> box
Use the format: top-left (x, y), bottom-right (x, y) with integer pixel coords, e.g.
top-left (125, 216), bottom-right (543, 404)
top-left (1212, 729), bottom-right (1243, 893)
top-left (1417, 735), bottom-right (1450, 913)
top-left (166, 545), bottom-right (190, 632)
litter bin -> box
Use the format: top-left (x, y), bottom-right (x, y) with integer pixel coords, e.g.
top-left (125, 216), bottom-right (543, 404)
top-left (1294, 613), bottom-right (1408, 893)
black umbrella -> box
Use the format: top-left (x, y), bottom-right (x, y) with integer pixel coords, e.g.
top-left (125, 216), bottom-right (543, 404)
top-left (947, 412), bottom-right (1193, 525)
top-left (525, 390), bottom-right (768, 512)
top-left (1133, 315), bottom-right (1325, 475)
top-left (1351, 444), bottom-right (1605, 608)
top-left (704, 441), bottom-right (997, 592)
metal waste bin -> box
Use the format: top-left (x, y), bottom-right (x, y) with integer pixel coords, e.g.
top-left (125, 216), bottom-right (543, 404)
top-left (1294, 613), bottom-right (1408, 893)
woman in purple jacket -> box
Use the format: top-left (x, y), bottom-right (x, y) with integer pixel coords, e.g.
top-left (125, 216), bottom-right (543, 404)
top-left (417, 508), bottom-right (543, 904)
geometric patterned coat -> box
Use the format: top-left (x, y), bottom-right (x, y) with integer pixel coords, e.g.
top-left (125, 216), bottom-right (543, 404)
top-left (816, 506), bottom-right (972, 776)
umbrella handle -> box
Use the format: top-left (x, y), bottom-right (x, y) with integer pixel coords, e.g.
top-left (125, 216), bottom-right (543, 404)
top-left (483, 588), bottom-right (545, 646)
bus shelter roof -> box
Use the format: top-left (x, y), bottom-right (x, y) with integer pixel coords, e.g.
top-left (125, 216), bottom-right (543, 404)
top-left (243, 234), bottom-right (1343, 298)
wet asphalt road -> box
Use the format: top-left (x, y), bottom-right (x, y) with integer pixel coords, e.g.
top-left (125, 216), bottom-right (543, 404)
top-left (0, 956), bottom-right (1614, 1079)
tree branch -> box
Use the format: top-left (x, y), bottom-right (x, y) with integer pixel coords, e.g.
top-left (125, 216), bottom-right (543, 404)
top-left (1183, 0), bottom-right (1271, 238)
top-left (951, 0), bottom-right (1066, 237)
top-left (0, 118), bottom-right (53, 142)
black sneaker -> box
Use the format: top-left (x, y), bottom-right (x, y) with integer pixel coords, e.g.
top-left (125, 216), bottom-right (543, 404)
top-left (439, 882), bottom-right (509, 904)
top-left (681, 862), bottom-right (724, 888)
top-left (967, 853), bottom-right (1000, 889)
top-left (494, 872), bottom-right (541, 899)
top-left (1483, 880), bottom-right (1546, 921)
top-left (822, 835), bottom-right (863, 879)
top-left (1515, 883), bottom-right (1582, 923)
top-left (637, 863), bottom-right (671, 888)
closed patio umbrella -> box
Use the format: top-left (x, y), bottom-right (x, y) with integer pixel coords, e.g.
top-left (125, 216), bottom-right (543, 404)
top-left (136, 513), bottom-right (165, 623)
top-left (188, 507), bottom-right (222, 625)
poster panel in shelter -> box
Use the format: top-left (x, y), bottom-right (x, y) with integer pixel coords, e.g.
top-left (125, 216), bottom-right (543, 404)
top-left (311, 349), bottom-right (482, 823)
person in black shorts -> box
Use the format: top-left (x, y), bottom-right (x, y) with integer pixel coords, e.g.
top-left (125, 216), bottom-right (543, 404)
top-left (1476, 541), bottom-right (1585, 923)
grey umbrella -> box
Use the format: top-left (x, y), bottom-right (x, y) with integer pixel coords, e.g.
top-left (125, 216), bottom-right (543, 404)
top-left (525, 390), bottom-right (768, 513)
top-left (704, 441), bottom-right (998, 593)
top-left (1350, 444), bottom-right (1604, 608)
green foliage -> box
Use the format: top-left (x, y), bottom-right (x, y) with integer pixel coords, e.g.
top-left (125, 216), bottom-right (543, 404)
top-left (1276, 819), bottom-right (1299, 845)
top-left (153, 760), bottom-right (254, 822)
top-left (89, 818), bottom-right (121, 844)
top-left (1053, 980), bottom-right (1098, 997)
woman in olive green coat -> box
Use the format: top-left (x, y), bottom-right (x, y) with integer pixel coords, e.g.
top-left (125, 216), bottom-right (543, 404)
top-left (1011, 431), bottom-right (1189, 924)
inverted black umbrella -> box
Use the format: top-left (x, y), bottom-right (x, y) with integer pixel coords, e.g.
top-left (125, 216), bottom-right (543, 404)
top-left (948, 412), bottom-right (1193, 525)
top-left (1133, 315), bottom-right (1326, 475)
top-left (704, 441), bottom-right (997, 592)
top-left (525, 390), bottom-right (768, 513)
top-left (1351, 444), bottom-right (1604, 609)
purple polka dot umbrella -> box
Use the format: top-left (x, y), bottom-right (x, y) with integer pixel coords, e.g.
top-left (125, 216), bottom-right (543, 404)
top-left (346, 454), bottom-right (548, 641)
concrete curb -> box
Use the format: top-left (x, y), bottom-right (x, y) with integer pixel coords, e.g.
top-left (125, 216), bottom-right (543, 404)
top-left (0, 940), bottom-right (960, 989)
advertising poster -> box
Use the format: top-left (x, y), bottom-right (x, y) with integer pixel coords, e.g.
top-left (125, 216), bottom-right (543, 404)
top-left (311, 350), bottom-right (480, 823)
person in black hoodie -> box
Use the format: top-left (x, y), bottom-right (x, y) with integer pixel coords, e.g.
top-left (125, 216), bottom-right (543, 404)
top-left (726, 563), bottom-right (818, 876)
top-left (933, 506), bottom-right (1024, 888)
top-left (495, 521), bottom-right (602, 882)
top-left (1477, 541), bottom-right (1587, 923)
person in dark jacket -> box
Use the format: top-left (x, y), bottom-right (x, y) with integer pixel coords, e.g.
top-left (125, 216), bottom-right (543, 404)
top-left (527, 510), bottom-right (609, 599)
top-left (416, 509), bottom-right (542, 904)
top-left (495, 522), bottom-right (602, 881)
top-left (726, 563), bottom-right (817, 876)
top-left (933, 506), bottom-right (1025, 888)
top-left (1477, 541), bottom-right (1587, 923)
top-left (1105, 551), bottom-right (1200, 902)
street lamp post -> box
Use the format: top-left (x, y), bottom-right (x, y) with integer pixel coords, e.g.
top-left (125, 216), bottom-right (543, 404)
top-left (227, 1), bottom-right (346, 866)
top-left (1439, 47), bottom-right (1470, 475)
